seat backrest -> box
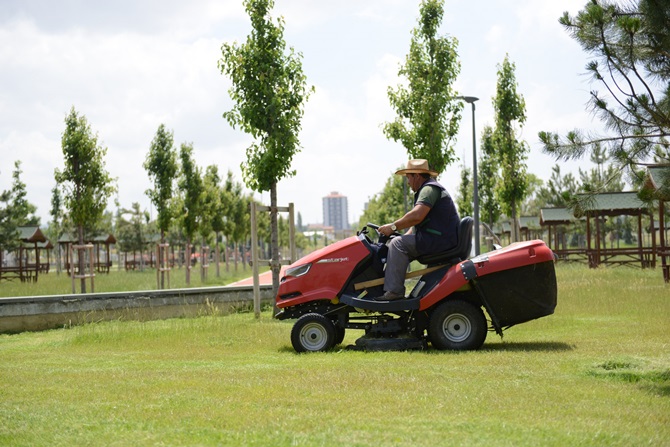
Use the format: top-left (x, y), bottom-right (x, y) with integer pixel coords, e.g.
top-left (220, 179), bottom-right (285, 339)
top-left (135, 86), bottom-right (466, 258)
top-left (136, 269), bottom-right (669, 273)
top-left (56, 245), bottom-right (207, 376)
top-left (454, 216), bottom-right (474, 260)
top-left (416, 216), bottom-right (474, 266)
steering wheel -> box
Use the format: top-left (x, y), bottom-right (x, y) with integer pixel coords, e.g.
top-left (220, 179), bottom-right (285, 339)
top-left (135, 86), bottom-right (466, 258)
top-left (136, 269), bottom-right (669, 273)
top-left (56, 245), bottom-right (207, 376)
top-left (365, 222), bottom-right (399, 243)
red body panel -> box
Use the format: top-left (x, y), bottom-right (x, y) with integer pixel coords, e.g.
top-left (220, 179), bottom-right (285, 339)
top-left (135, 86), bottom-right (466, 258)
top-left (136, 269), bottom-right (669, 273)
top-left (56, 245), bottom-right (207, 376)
top-left (276, 236), bottom-right (370, 308)
top-left (418, 240), bottom-right (555, 310)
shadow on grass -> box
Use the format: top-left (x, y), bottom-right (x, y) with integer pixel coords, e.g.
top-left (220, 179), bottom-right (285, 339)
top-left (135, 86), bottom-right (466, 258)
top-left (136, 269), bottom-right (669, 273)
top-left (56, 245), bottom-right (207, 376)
top-left (277, 341), bottom-right (575, 355)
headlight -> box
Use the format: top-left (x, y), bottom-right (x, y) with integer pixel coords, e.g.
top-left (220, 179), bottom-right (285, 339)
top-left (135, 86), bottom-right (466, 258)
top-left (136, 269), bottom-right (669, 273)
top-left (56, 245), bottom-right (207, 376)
top-left (284, 263), bottom-right (311, 278)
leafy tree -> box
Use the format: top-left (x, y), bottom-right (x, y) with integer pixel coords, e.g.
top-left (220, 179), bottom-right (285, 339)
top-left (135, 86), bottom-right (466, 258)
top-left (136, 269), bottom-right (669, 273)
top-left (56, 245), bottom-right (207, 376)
top-left (116, 202), bottom-right (150, 270)
top-left (0, 176), bottom-right (18, 254)
top-left (520, 173), bottom-right (545, 216)
top-left (144, 124), bottom-right (178, 287)
top-left (206, 166), bottom-right (228, 278)
top-left (383, 0), bottom-right (462, 174)
top-left (48, 185), bottom-right (64, 273)
top-left (478, 126), bottom-right (502, 232)
top-left (0, 161), bottom-right (40, 258)
top-left (219, 0), bottom-right (313, 301)
top-left (54, 107), bottom-right (115, 293)
top-left (493, 55), bottom-right (528, 242)
top-left (539, 0), bottom-right (670, 188)
top-left (9, 161), bottom-right (39, 227)
top-left (358, 174), bottom-right (406, 229)
top-left (578, 143), bottom-right (626, 192)
top-left (200, 164), bottom-right (223, 280)
top-left (536, 165), bottom-right (579, 208)
top-left (222, 171), bottom-right (248, 272)
top-left (456, 165), bottom-right (473, 217)
top-left (177, 142), bottom-right (204, 285)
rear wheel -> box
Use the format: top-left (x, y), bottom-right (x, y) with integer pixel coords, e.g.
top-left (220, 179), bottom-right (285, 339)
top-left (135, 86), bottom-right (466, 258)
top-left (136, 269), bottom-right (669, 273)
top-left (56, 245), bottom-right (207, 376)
top-left (291, 313), bottom-right (336, 352)
top-left (428, 300), bottom-right (487, 350)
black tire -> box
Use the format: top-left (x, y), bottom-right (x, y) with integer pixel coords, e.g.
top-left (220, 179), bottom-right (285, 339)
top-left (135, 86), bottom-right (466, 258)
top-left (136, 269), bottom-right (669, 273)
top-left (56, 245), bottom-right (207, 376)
top-left (334, 325), bottom-right (346, 346)
top-left (291, 313), bottom-right (336, 353)
top-left (428, 300), bottom-right (487, 350)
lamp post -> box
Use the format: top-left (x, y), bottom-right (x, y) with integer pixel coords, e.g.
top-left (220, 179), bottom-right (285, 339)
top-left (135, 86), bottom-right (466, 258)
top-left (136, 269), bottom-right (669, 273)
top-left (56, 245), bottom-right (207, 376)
top-left (457, 96), bottom-right (480, 255)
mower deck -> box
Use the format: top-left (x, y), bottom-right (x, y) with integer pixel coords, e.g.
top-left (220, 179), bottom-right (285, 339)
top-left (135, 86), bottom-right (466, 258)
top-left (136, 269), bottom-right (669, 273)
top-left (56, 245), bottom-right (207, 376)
top-left (348, 333), bottom-right (427, 351)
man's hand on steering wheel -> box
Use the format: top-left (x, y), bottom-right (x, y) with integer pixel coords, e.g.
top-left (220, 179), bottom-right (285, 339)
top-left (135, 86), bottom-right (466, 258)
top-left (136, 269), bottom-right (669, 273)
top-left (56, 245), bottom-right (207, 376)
top-left (378, 223), bottom-right (398, 237)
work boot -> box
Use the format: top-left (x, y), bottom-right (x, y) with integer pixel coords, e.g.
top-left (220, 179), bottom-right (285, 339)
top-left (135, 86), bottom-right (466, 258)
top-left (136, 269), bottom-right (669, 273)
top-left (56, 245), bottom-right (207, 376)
top-left (374, 291), bottom-right (405, 301)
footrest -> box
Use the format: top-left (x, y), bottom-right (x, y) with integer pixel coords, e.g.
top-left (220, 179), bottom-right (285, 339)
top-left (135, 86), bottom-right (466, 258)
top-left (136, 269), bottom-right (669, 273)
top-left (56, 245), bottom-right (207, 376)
top-left (340, 293), bottom-right (420, 312)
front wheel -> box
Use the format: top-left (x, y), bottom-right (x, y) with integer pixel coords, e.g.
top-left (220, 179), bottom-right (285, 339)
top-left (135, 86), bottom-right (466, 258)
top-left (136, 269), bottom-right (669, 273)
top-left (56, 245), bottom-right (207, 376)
top-left (428, 300), bottom-right (487, 350)
top-left (291, 313), bottom-right (336, 352)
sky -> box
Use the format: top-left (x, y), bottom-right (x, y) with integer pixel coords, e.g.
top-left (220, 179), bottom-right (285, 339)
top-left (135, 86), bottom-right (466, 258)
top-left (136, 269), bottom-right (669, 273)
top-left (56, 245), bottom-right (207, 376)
top-left (0, 0), bottom-right (600, 229)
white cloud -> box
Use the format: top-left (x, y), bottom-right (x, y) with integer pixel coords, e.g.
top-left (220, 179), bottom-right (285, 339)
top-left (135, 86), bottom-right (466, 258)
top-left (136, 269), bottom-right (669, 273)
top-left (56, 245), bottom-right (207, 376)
top-left (0, 0), bottom-right (613, 231)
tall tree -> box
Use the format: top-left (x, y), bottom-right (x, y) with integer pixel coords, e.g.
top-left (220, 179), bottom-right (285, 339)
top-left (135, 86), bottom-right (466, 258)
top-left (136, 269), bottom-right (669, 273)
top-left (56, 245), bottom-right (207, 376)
top-left (383, 0), bottom-right (462, 175)
top-left (358, 174), bottom-right (407, 229)
top-left (177, 142), bottom-right (203, 285)
top-left (493, 55), bottom-right (528, 242)
top-left (199, 164), bottom-right (223, 281)
top-left (54, 107), bottom-right (115, 293)
top-left (478, 126), bottom-right (502, 231)
top-left (578, 143), bottom-right (626, 193)
top-left (520, 173), bottom-right (545, 216)
top-left (0, 161), bottom-right (40, 258)
top-left (144, 124), bottom-right (178, 288)
top-left (207, 166), bottom-right (228, 278)
top-left (219, 0), bottom-right (313, 301)
top-left (0, 172), bottom-right (18, 254)
top-left (536, 164), bottom-right (579, 208)
top-left (456, 165), bottom-right (473, 217)
top-left (222, 171), bottom-right (247, 272)
top-left (9, 161), bottom-right (39, 227)
top-left (49, 185), bottom-right (63, 274)
top-left (540, 0), bottom-right (670, 188)
top-left (116, 202), bottom-right (150, 271)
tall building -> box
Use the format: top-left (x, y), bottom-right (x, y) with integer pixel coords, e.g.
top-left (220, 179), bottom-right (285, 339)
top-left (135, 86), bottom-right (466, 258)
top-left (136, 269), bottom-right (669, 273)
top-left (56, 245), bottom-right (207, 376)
top-left (322, 191), bottom-right (349, 231)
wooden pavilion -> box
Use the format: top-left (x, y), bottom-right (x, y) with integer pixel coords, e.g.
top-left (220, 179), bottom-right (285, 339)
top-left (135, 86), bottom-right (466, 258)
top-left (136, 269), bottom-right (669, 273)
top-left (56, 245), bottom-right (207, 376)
top-left (540, 207), bottom-right (587, 263)
top-left (519, 216), bottom-right (543, 241)
top-left (642, 164), bottom-right (670, 282)
top-left (573, 192), bottom-right (655, 269)
top-left (59, 233), bottom-right (117, 274)
top-left (0, 226), bottom-right (48, 282)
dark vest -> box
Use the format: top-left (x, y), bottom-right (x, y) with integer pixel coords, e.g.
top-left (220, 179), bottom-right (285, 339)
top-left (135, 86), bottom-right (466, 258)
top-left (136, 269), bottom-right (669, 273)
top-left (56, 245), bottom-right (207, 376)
top-left (414, 179), bottom-right (460, 254)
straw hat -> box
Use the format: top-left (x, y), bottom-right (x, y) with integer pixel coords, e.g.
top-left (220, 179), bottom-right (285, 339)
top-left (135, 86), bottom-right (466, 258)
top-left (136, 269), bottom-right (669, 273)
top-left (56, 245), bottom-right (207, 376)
top-left (395, 159), bottom-right (438, 177)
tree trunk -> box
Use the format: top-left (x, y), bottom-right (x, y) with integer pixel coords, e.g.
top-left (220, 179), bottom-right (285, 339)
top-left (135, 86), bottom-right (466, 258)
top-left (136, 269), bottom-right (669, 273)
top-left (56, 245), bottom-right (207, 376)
top-left (159, 230), bottom-right (165, 289)
top-left (270, 183), bottom-right (280, 316)
top-left (185, 238), bottom-right (191, 285)
top-left (215, 231), bottom-right (221, 278)
top-left (225, 239), bottom-right (230, 273)
top-left (510, 202), bottom-right (520, 243)
top-left (78, 225), bottom-right (86, 293)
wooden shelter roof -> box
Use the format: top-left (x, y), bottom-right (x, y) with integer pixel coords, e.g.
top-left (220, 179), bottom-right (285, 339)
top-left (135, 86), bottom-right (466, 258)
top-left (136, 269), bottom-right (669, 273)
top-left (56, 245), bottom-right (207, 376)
top-left (643, 164), bottom-right (670, 201)
top-left (36, 240), bottom-right (54, 249)
top-left (519, 216), bottom-right (541, 230)
top-left (59, 233), bottom-right (117, 244)
top-left (18, 226), bottom-right (47, 243)
top-left (573, 192), bottom-right (648, 217)
top-left (540, 208), bottom-right (574, 225)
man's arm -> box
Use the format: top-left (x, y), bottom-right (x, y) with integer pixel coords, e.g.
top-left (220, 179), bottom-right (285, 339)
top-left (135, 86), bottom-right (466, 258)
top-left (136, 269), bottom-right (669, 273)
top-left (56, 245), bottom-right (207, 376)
top-left (379, 203), bottom-right (430, 237)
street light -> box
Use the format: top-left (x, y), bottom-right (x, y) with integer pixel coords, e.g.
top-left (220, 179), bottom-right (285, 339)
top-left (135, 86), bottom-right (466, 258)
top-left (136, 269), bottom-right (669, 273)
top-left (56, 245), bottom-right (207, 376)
top-left (456, 96), bottom-right (480, 256)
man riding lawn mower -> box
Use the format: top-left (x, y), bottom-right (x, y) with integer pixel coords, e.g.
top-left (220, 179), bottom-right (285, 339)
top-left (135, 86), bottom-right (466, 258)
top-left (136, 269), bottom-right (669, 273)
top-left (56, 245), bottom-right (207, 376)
top-left (275, 160), bottom-right (558, 352)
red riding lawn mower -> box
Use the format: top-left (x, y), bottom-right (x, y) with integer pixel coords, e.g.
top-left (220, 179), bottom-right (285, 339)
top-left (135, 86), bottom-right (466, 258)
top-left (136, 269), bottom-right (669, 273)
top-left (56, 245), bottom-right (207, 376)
top-left (275, 217), bottom-right (558, 352)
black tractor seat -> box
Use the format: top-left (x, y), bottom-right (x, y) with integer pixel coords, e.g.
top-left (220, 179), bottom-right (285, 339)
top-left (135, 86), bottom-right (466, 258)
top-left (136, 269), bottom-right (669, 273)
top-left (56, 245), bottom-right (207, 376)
top-left (416, 216), bottom-right (473, 266)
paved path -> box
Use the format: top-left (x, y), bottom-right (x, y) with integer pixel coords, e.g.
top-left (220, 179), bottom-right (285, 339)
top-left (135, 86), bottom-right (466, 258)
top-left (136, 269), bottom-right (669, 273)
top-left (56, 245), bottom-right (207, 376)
top-left (229, 267), bottom-right (287, 287)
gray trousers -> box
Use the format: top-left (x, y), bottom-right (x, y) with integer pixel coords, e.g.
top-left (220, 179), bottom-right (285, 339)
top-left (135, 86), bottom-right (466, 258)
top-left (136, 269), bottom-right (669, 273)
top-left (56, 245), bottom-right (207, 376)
top-left (384, 234), bottom-right (421, 296)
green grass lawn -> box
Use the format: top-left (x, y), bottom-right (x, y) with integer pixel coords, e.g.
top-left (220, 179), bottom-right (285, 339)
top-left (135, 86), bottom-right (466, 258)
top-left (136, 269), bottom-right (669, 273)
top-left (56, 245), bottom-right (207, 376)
top-left (0, 264), bottom-right (668, 446)
top-left (0, 262), bottom-right (265, 298)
